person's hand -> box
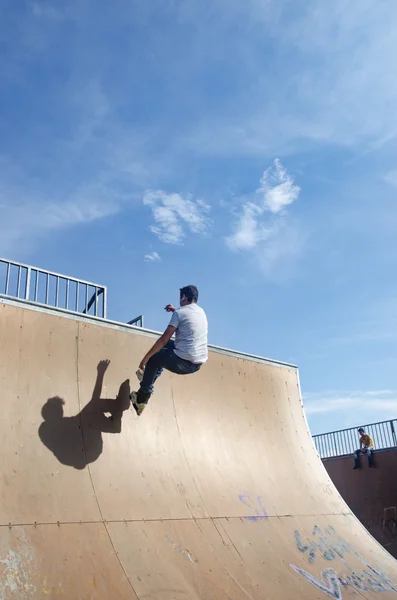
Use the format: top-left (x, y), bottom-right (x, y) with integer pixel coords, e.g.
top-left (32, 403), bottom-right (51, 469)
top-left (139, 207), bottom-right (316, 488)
top-left (97, 359), bottom-right (110, 373)
top-left (164, 304), bottom-right (176, 312)
top-left (139, 357), bottom-right (147, 371)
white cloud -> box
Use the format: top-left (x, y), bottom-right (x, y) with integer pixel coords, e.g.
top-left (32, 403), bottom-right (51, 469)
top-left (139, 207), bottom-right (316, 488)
top-left (304, 389), bottom-right (397, 416)
top-left (226, 202), bottom-right (274, 251)
top-left (143, 190), bottom-right (211, 245)
top-left (226, 159), bottom-right (300, 252)
top-left (2, 0), bottom-right (395, 275)
top-left (144, 251), bottom-right (161, 262)
top-left (365, 390), bottom-right (394, 397)
top-left (225, 159), bottom-right (303, 277)
top-left (38, 194), bottom-right (119, 228)
top-left (259, 159), bottom-right (301, 214)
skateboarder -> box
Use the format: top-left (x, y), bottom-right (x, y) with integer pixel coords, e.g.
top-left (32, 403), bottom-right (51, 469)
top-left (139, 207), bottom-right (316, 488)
top-left (353, 427), bottom-right (374, 469)
top-left (130, 285), bottom-right (208, 415)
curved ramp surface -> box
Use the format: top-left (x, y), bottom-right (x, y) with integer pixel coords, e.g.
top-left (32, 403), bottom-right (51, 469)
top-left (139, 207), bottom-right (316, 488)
top-left (1, 299), bottom-right (397, 599)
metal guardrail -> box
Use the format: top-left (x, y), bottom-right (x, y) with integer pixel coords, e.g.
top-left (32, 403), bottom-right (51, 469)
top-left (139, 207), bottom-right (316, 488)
top-left (128, 315), bottom-right (144, 328)
top-left (0, 258), bottom-right (107, 319)
top-left (313, 419), bottom-right (397, 459)
top-left (1, 259), bottom-right (297, 366)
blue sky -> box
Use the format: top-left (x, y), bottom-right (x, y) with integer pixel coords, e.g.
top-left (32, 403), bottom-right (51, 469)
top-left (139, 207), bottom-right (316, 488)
top-left (1, 0), bottom-right (397, 435)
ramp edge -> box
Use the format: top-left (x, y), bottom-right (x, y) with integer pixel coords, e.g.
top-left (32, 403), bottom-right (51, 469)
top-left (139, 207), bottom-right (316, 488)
top-left (0, 295), bottom-right (297, 369)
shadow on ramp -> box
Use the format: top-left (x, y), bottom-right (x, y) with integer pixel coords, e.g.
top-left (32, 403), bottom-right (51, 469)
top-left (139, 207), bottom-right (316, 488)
top-left (38, 360), bottom-right (130, 470)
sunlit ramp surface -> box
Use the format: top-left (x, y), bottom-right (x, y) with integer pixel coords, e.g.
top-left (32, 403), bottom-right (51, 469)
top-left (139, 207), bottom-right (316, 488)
top-left (1, 297), bottom-right (397, 599)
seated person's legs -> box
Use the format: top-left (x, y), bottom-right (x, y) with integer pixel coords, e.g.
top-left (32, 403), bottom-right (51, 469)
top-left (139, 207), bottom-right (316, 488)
top-left (353, 449), bottom-right (361, 469)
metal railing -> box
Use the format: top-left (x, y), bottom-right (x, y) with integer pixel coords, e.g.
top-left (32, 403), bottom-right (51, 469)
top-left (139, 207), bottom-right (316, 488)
top-left (128, 315), bottom-right (144, 328)
top-left (313, 419), bottom-right (397, 459)
top-left (0, 258), bottom-right (107, 318)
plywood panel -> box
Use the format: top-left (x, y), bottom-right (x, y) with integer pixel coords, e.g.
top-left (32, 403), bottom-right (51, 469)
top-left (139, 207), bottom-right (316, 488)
top-left (0, 523), bottom-right (137, 599)
top-left (0, 304), bottom-right (100, 524)
top-left (172, 354), bottom-right (347, 518)
top-left (215, 514), bottom-right (397, 599)
top-left (1, 300), bottom-right (397, 600)
top-left (77, 321), bottom-right (207, 521)
top-left (107, 519), bottom-right (256, 600)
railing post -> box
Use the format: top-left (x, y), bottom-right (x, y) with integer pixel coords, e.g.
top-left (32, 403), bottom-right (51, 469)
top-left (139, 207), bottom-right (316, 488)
top-left (25, 267), bottom-right (31, 300)
top-left (103, 288), bottom-right (107, 319)
top-left (45, 273), bottom-right (49, 304)
top-left (17, 266), bottom-right (22, 297)
top-left (5, 262), bottom-right (10, 294)
top-left (95, 287), bottom-right (98, 317)
top-left (34, 270), bottom-right (39, 302)
top-left (66, 279), bottom-right (69, 310)
top-left (391, 420), bottom-right (397, 447)
top-left (85, 284), bottom-right (88, 314)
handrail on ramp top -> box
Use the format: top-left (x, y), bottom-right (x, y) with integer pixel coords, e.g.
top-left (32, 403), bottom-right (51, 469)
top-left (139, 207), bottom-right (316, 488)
top-left (313, 418), bottom-right (397, 459)
top-left (127, 315), bottom-right (144, 328)
top-left (1, 257), bottom-right (296, 368)
top-left (0, 257), bottom-right (107, 319)
top-left (82, 288), bottom-right (105, 316)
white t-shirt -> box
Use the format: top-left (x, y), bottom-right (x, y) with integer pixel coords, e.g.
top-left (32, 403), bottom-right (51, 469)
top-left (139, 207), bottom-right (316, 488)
top-left (169, 303), bottom-right (208, 364)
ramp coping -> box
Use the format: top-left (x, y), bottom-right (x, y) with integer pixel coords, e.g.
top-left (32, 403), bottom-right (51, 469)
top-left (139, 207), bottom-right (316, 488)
top-left (0, 294), bottom-right (297, 369)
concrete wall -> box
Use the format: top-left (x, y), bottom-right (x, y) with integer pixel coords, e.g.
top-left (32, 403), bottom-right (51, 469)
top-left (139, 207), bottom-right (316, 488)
top-left (323, 448), bottom-right (397, 558)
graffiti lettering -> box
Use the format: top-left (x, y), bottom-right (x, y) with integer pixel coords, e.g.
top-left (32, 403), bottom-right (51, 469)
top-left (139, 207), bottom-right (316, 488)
top-left (366, 565), bottom-right (397, 593)
top-left (295, 530), bottom-right (317, 563)
top-left (292, 563), bottom-right (397, 596)
top-left (323, 526), bottom-right (363, 561)
top-left (294, 525), bottom-right (364, 564)
top-left (291, 526), bottom-right (397, 597)
top-left (290, 566), bottom-right (342, 600)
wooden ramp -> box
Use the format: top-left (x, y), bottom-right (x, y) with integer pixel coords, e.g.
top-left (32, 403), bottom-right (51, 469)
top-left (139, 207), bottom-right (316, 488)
top-left (1, 298), bottom-right (397, 599)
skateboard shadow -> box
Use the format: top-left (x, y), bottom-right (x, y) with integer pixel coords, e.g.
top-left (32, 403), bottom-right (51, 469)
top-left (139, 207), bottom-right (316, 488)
top-left (38, 360), bottom-right (131, 470)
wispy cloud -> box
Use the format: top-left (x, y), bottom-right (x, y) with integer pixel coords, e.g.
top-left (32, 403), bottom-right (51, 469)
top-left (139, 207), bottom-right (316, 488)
top-left (226, 159), bottom-right (300, 252)
top-left (225, 159), bottom-right (303, 277)
top-left (304, 389), bottom-right (397, 416)
top-left (143, 190), bottom-right (211, 245)
top-left (180, 1), bottom-right (397, 158)
top-left (327, 330), bottom-right (397, 346)
top-left (144, 251), bottom-right (161, 262)
top-left (320, 312), bottom-right (397, 347)
top-left (258, 159), bottom-right (301, 214)
top-left (30, 2), bottom-right (64, 20)
top-left (0, 72), bottom-right (154, 256)
top-left (384, 170), bottom-right (397, 187)
top-left (225, 202), bottom-right (274, 251)
top-left (0, 175), bottom-right (125, 256)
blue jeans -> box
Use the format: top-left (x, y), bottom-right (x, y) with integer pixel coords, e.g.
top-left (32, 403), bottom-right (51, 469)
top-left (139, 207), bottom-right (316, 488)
top-left (138, 341), bottom-right (201, 402)
top-left (354, 448), bottom-right (374, 468)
